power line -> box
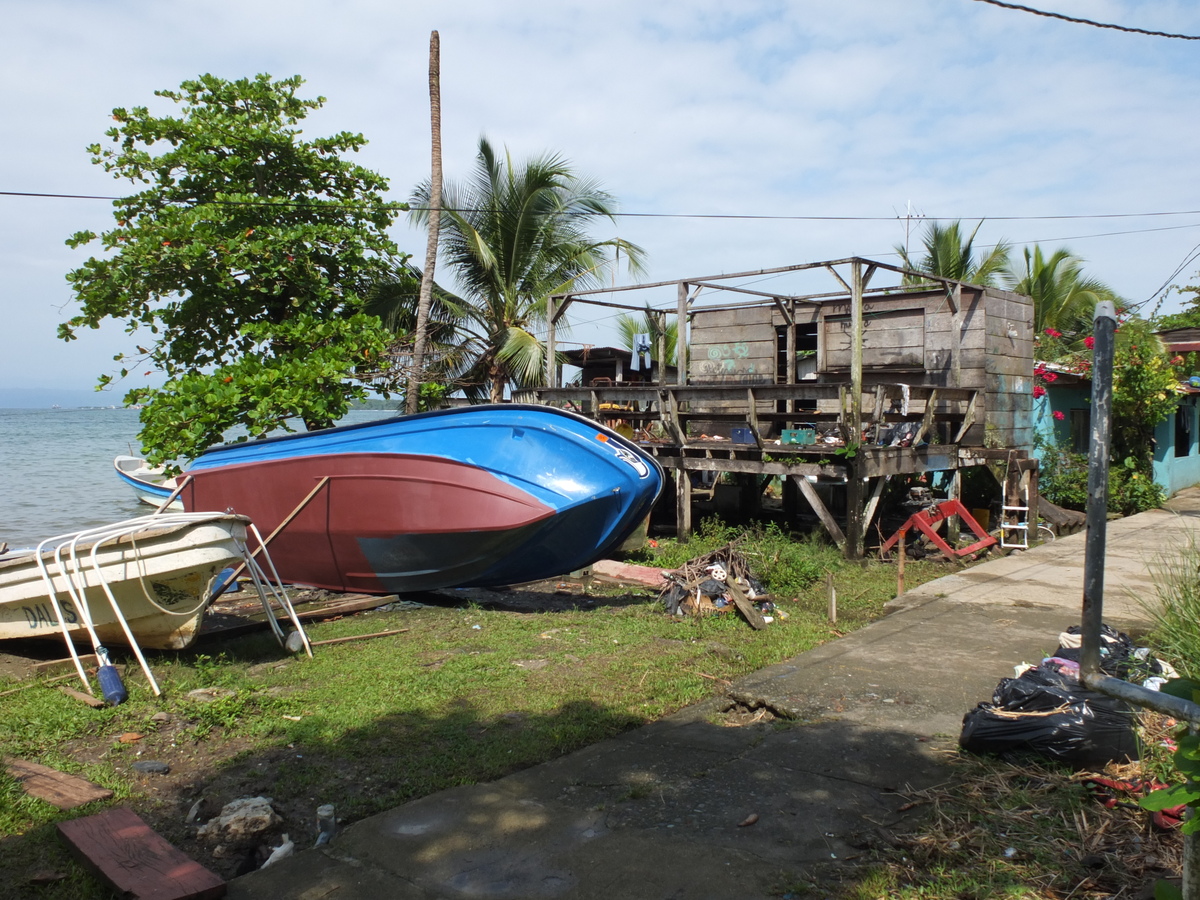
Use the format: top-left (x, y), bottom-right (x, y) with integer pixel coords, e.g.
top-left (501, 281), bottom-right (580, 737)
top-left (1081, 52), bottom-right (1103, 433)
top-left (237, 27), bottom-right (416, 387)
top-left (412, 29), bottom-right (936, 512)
top-left (5, 188), bottom-right (1200, 225)
top-left (971, 0), bottom-right (1200, 40)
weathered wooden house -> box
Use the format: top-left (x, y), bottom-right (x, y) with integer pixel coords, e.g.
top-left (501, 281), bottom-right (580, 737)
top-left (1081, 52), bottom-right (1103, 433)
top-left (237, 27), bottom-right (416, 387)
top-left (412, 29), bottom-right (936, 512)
top-left (520, 257), bottom-right (1038, 557)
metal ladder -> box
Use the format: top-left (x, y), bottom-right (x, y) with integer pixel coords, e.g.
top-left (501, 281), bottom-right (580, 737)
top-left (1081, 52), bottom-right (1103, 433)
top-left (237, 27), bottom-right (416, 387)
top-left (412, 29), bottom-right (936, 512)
top-left (1000, 456), bottom-right (1030, 549)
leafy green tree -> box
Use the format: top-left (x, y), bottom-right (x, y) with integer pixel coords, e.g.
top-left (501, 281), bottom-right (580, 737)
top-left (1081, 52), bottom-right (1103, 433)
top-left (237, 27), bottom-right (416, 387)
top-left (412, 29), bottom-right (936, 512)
top-left (1004, 245), bottom-right (1123, 345)
top-left (1154, 270), bottom-right (1200, 331)
top-left (61, 73), bottom-right (404, 466)
top-left (895, 220), bottom-right (1010, 286)
top-left (410, 137), bottom-right (646, 403)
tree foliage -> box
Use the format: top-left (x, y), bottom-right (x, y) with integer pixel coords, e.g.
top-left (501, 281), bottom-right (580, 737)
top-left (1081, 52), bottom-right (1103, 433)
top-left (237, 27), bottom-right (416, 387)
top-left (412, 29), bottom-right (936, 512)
top-left (895, 220), bottom-right (1011, 286)
top-left (1004, 245), bottom-right (1123, 346)
top-left (61, 73), bottom-right (404, 465)
top-left (410, 137), bottom-right (645, 402)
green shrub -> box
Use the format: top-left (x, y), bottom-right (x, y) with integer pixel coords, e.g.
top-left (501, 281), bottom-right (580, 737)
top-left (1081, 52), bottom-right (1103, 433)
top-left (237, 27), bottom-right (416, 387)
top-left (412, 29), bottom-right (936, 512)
top-left (631, 518), bottom-right (832, 600)
top-left (1146, 533), bottom-right (1200, 681)
top-left (1038, 449), bottom-right (1163, 515)
top-left (1037, 448), bottom-right (1089, 510)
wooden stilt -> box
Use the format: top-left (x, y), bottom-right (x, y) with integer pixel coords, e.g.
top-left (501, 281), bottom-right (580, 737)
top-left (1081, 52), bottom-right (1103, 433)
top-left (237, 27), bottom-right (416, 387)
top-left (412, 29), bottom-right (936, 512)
top-left (793, 475), bottom-right (845, 550)
top-left (675, 468), bottom-right (692, 542)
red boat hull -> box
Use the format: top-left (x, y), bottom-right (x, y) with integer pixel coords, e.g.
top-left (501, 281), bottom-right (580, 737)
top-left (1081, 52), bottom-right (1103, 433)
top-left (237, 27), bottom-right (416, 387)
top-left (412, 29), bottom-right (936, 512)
top-left (183, 453), bottom-right (555, 593)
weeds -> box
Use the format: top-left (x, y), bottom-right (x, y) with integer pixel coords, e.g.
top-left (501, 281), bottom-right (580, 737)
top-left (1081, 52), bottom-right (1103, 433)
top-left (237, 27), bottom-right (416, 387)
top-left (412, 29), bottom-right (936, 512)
top-left (1145, 529), bottom-right (1200, 681)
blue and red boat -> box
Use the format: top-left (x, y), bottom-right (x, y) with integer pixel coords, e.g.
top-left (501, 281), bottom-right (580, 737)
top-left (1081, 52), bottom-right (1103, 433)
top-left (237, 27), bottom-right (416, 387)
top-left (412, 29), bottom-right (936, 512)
top-left (120, 405), bottom-right (663, 594)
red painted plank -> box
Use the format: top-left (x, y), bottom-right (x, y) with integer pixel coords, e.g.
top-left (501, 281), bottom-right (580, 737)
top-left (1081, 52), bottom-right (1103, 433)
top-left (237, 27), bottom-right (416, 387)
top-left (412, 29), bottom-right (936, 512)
top-left (57, 807), bottom-right (225, 900)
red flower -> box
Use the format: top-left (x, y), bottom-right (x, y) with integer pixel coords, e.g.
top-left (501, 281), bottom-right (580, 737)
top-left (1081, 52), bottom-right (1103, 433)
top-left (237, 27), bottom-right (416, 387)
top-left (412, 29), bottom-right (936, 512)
top-left (1172, 356), bottom-right (1185, 365)
top-left (1044, 328), bottom-right (1062, 338)
top-left (1033, 385), bottom-right (1047, 398)
top-left (1084, 336), bottom-right (1095, 349)
top-left (1053, 410), bottom-right (1065, 421)
top-left (1034, 365), bottom-right (1046, 377)
top-left (1042, 372), bottom-right (1058, 383)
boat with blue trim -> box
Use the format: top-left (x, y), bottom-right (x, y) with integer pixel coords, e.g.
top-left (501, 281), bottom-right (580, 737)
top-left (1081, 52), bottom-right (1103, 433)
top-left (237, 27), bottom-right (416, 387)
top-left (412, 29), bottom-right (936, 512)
top-left (124, 405), bottom-right (663, 594)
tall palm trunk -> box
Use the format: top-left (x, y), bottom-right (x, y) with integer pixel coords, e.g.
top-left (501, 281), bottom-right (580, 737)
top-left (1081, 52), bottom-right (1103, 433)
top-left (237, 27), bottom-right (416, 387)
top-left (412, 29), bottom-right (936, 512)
top-left (408, 30), bottom-right (442, 414)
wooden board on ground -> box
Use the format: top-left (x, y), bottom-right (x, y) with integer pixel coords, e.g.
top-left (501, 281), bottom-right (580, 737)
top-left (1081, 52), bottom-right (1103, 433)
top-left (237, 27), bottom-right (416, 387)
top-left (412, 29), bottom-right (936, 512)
top-left (58, 806), bottom-right (225, 900)
top-left (200, 592), bottom-right (398, 639)
top-left (5, 757), bottom-right (113, 809)
top-left (30, 654), bottom-right (100, 678)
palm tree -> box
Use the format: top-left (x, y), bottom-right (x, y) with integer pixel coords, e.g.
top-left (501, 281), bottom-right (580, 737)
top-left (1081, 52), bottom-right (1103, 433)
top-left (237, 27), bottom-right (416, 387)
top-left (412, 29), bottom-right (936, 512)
top-left (895, 220), bottom-right (1010, 286)
top-left (614, 306), bottom-right (680, 369)
top-left (410, 137), bottom-right (646, 403)
top-left (1003, 245), bottom-right (1123, 341)
top-left (361, 261), bottom-right (484, 405)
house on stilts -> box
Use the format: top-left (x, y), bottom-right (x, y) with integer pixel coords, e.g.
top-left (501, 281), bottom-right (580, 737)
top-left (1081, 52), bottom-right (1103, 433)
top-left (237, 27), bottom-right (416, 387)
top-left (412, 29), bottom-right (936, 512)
top-left (516, 257), bottom-right (1039, 558)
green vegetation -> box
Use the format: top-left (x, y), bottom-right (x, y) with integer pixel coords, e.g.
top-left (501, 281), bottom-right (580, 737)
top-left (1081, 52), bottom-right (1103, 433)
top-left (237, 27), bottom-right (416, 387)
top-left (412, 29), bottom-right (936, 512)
top-left (61, 74), bottom-right (405, 466)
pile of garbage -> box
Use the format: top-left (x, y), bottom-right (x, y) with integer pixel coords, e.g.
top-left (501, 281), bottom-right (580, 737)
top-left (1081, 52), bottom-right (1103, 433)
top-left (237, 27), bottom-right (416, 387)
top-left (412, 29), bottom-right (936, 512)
top-left (959, 624), bottom-right (1175, 767)
top-left (658, 543), bottom-right (779, 628)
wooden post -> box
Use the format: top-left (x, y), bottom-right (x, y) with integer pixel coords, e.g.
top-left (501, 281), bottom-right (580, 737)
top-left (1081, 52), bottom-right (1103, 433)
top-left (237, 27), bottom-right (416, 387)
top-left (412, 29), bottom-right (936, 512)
top-left (677, 282), bottom-right (689, 386)
top-left (850, 260), bottom-right (864, 446)
top-left (897, 530), bottom-right (906, 596)
top-left (846, 458), bottom-right (864, 559)
top-left (947, 469), bottom-right (962, 546)
top-left (794, 475), bottom-right (846, 550)
top-left (655, 310), bottom-right (667, 387)
top-left (545, 294), bottom-right (557, 388)
top-left (675, 468), bottom-right (692, 542)
top-left (826, 571), bottom-right (837, 624)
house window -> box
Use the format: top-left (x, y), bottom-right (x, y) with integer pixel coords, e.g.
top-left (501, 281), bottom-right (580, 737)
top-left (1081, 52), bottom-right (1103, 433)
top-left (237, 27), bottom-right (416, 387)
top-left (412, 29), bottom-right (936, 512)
top-left (1176, 401), bottom-right (1194, 458)
top-left (1069, 409), bottom-right (1090, 454)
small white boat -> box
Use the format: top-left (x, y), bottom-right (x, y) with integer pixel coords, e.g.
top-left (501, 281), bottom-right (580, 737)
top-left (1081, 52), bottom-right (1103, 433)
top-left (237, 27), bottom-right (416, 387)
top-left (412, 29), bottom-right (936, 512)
top-left (113, 456), bottom-right (182, 509)
top-left (0, 512), bottom-right (312, 696)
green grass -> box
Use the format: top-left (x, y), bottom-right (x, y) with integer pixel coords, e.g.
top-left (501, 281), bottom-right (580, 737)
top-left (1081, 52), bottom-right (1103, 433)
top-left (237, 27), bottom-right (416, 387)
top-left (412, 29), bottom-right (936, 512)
top-left (0, 531), bottom-right (954, 898)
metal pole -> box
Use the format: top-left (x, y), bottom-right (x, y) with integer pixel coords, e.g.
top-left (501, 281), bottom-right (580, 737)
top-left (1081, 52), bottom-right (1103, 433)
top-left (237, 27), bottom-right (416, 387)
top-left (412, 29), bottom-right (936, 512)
top-left (1079, 301), bottom-right (1115, 677)
top-left (1076, 300), bottom-right (1200, 898)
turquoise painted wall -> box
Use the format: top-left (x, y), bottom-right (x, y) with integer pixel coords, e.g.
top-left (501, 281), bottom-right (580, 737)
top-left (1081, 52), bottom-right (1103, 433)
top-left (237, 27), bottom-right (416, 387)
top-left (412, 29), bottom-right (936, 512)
top-left (1030, 384), bottom-right (1091, 459)
top-left (1034, 384), bottom-right (1200, 497)
top-left (1154, 398), bottom-right (1200, 496)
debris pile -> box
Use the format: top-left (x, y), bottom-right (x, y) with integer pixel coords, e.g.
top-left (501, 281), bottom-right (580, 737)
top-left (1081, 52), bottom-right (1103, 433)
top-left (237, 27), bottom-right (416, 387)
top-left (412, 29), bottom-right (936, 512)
top-left (658, 543), bottom-right (778, 628)
top-left (959, 623), bottom-right (1174, 767)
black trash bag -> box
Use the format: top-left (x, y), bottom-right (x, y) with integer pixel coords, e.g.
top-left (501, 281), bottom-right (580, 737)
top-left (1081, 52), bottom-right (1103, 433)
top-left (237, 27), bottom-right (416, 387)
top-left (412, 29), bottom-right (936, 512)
top-left (697, 579), bottom-right (727, 598)
top-left (959, 663), bottom-right (1139, 767)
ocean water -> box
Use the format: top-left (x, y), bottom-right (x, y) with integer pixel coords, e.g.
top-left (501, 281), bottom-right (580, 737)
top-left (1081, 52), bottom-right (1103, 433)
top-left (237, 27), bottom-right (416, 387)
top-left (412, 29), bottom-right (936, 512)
top-left (0, 407), bottom-right (391, 549)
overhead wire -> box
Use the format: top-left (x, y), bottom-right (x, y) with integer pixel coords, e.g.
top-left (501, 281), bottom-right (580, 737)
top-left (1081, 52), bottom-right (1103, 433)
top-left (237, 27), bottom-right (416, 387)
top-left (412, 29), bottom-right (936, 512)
top-left (971, 0), bottom-right (1200, 40)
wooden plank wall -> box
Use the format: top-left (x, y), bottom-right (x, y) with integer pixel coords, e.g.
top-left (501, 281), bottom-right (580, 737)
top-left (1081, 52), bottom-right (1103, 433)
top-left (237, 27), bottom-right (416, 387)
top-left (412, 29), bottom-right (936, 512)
top-left (689, 306), bottom-right (777, 384)
top-left (685, 286), bottom-right (1034, 451)
top-left (983, 288), bottom-right (1034, 448)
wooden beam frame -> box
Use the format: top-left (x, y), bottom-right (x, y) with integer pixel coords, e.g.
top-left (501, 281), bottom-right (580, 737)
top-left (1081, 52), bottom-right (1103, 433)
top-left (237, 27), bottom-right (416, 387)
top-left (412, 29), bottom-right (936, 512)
top-left (793, 475), bottom-right (846, 550)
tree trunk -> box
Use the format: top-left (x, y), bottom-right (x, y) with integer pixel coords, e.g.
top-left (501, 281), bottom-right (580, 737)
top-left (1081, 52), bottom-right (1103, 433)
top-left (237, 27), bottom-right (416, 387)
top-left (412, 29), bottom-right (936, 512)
top-left (408, 30), bottom-right (442, 414)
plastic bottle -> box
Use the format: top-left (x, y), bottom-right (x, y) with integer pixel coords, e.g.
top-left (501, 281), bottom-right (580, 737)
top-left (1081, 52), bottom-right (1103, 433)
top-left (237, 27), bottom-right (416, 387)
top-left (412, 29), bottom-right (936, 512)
top-left (95, 647), bottom-right (128, 705)
top-left (314, 804), bottom-right (337, 846)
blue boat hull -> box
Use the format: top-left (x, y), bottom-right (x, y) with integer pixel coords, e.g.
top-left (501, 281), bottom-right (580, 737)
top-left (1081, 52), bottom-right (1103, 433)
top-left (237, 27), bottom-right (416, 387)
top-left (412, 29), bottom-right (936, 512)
top-left (179, 405), bottom-right (663, 593)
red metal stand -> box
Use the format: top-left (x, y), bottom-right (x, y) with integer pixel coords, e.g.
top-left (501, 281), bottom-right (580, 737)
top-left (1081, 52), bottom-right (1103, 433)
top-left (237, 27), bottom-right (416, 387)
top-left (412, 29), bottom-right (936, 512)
top-left (880, 499), bottom-right (997, 561)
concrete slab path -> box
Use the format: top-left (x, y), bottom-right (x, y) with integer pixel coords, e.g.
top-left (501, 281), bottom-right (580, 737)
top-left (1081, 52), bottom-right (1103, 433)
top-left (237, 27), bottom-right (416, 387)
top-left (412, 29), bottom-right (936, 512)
top-left (227, 491), bottom-right (1200, 900)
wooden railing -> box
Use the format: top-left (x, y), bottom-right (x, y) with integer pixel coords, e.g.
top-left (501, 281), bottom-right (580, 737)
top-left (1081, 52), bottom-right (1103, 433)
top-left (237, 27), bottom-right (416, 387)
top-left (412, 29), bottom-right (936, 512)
top-left (515, 382), bottom-right (982, 452)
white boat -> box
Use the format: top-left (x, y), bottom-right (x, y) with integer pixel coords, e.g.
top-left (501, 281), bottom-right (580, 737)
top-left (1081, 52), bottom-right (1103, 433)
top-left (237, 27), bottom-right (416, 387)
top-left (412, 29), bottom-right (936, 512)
top-left (113, 455), bottom-right (182, 509)
top-left (0, 512), bottom-right (313, 696)
top-left (0, 513), bottom-right (249, 650)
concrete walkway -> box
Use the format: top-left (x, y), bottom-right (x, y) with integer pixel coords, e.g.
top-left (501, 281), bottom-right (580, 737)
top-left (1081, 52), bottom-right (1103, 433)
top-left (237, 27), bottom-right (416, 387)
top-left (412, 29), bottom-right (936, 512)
top-left (228, 491), bottom-right (1200, 900)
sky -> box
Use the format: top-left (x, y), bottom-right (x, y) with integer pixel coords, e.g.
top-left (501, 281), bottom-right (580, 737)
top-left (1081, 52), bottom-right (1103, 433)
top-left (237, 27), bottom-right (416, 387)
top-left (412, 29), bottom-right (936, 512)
top-left (3, 0), bottom-right (1200, 404)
